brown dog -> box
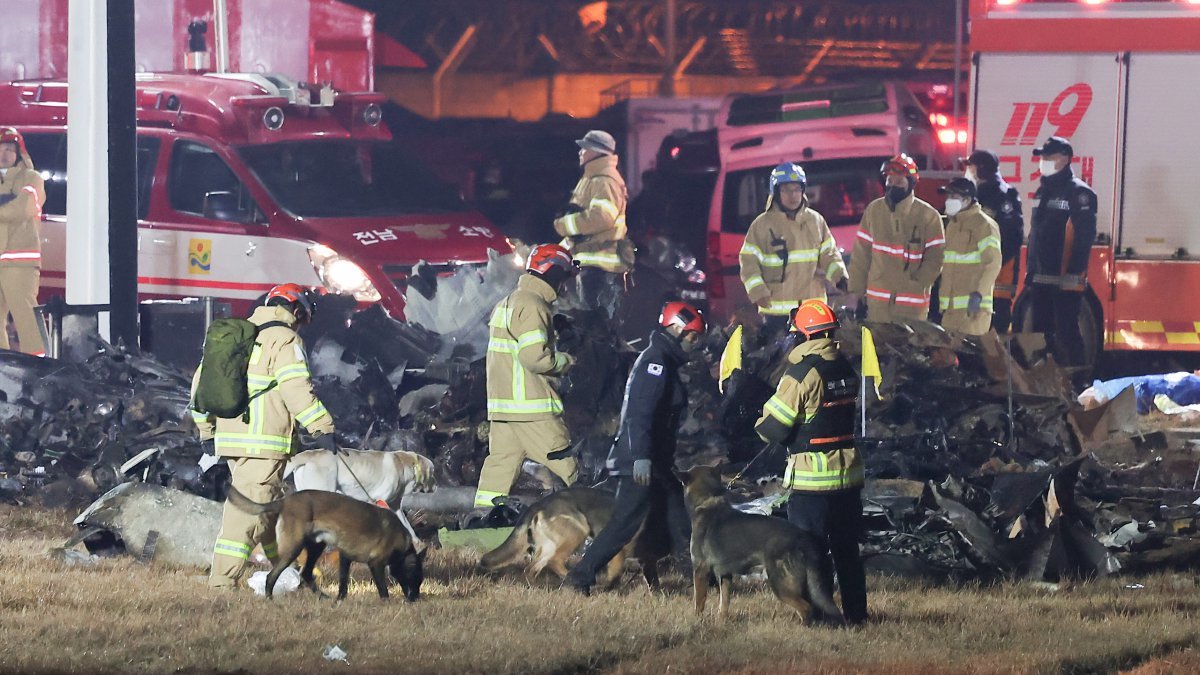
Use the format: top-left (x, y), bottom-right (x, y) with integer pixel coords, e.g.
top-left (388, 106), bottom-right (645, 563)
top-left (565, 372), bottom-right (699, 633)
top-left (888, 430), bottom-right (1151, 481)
top-left (226, 487), bottom-right (425, 601)
top-left (678, 466), bottom-right (843, 624)
top-left (478, 487), bottom-right (662, 590)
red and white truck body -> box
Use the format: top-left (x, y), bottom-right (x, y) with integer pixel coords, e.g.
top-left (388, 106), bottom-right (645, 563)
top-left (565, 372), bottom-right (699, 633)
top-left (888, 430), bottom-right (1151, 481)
top-left (970, 0), bottom-right (1200, 356)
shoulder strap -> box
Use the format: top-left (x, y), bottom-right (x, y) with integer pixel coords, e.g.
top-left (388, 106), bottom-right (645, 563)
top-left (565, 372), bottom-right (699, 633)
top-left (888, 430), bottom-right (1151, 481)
top-left (255, 320), bottom-right (290, 335)
top-left (784, 354), bottom-right (823, 384)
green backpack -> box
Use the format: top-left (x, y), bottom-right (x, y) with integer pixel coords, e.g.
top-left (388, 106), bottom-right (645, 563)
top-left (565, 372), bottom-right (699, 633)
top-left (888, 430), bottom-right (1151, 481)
top-left (192, 318), bottom-right (287, 419)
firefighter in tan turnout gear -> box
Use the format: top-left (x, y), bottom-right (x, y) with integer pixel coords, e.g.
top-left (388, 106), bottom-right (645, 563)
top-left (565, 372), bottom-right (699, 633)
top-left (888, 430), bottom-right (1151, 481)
top-left (553, 130), bottom-right (632, 316)
top-left (0, 127), bottom-right (46, 356)
top-left (740, 163), bottom-right (848, 333)
top-left (191, 284), bottom-right (337, 589)
top-left (848, 154), bottom-right (945, 324)
top-left (474, 244), bottom-right (579, 508)
top-left (937, 177), bottom-right (1002, 336)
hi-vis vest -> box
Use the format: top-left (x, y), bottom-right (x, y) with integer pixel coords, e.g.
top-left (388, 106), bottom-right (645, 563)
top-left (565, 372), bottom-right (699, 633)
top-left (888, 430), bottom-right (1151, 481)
top-left (486, 275), bottom-right (570, 421)
top-left (756, 341), bottom-right (863, 493)
top-left (189, 305), bottom-right (334, 458)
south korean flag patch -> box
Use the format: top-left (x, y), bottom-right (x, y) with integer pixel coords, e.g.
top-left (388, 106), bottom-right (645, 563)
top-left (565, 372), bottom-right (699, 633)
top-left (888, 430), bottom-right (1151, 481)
top-left (647, 362), bottom-right (664, 377)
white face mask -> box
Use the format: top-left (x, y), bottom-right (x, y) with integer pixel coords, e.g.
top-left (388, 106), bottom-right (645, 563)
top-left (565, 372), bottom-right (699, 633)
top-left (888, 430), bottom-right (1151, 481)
top-left (963, 167), bottom-right (977, 184)
top-left (1039, 159), bottom-right (1060, 177)
top-left (944, 198), bottom-right (965, 217)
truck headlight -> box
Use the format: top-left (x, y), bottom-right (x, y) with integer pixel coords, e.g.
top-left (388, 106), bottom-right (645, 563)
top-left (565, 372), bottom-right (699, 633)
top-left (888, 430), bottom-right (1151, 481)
top-left (307, 245), bottom-right (382, 302)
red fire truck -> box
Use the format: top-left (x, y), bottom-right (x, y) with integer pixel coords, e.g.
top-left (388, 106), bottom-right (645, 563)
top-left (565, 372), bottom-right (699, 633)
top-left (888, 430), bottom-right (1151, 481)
top-left (970, 0), bottom-right (1200, 365)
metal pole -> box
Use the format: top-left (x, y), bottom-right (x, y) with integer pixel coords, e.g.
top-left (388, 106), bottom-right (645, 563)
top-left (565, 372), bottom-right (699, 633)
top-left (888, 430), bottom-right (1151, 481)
top-left (663, 0), bottom-right (678, 97)
top-left (203, 296), bottom-right (215, 332)
top-left (1006, 335), bottom-right (1016, 453)
top-left (953, 0), bottom-right (963, 125)
top-left (213, 0), bottom-right (230, 74)
top-left (861, 368), bottom-right (868, 439)
top-left (108, 0), bottom-right (139, 350)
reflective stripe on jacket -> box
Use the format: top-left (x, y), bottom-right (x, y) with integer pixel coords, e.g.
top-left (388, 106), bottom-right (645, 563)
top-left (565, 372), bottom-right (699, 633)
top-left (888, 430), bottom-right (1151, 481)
top-left (486, 274), bottom-right (570, 421)
top-left (939, 202), bottom-right (1002, 314)
top-left (739, 199), bottom-right (847, 315)
top-left (848, 192), bottom-right (945, 321)
top-left (553, 154), bottom-right (631, 273)
top-left (190, 305), bottom-right (335, 458)
top-left (0, 157), bottom-right (45, 268)
top-left (755, 338), bottom-right (863, 493)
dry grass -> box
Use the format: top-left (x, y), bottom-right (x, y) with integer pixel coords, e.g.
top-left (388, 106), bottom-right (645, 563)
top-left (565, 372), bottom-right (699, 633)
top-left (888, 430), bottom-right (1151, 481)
top-left (0, 504), bottom-right (1198, 674)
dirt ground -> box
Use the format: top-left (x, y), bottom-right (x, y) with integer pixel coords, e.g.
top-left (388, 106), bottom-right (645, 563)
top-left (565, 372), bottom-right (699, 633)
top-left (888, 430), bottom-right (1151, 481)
top-left (0, 505), bottom-right (1198, 674)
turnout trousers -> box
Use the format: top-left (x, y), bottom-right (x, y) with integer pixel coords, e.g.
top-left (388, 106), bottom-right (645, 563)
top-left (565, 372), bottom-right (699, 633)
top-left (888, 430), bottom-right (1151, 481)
top-left (787, 487), bottom-right (868, 623)
top-left (0, 266), bottom-right (43, 355)
top-left (475, 419), bottom-right (577, 508)
top-left (209, 456), bottom-right (286, 588)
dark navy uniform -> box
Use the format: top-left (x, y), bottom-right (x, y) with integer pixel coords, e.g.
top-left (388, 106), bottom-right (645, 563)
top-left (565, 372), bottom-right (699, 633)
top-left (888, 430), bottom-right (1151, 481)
top-left (976, 177), bottom-right (1024, 333)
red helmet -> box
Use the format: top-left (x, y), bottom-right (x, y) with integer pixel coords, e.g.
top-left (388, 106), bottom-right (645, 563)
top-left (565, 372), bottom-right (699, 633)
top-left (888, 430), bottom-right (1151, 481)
top-left (880, 154), bottom-right (919, 184)
top-left (526, 243), bottom-right (577, 276)
top-left (790, 299), bottom-right (839, 337)
top-left (659, 301), bottom-right (706, 334)
top-left (265, 283), bottom-right (321, 320)
top-left (0, 127), bottom-right (28, 160)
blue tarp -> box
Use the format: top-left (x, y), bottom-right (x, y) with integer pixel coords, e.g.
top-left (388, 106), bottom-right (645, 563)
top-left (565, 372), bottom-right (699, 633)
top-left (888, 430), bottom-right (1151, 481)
top-left (1084, 373), bottom-right (1200, 414)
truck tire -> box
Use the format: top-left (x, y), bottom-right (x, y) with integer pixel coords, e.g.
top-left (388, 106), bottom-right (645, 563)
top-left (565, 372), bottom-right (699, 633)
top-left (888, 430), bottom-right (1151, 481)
top-left (1011, 288), bottom-right (1102, 375)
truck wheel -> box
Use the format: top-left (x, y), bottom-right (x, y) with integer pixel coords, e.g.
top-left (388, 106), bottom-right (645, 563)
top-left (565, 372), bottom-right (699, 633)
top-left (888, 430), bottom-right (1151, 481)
top-left (1011, 289), bottom-right (1102, 376)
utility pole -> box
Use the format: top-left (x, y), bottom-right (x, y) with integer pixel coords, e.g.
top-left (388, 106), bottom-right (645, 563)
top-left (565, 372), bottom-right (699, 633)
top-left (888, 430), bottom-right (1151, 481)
top-left (662, 0), bottom-right (677, 97)
top-left (953, 0), bottom-right (963, 128)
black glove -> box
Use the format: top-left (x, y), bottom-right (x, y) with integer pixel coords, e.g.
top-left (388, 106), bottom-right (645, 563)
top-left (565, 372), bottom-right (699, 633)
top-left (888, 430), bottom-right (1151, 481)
top-left (555, 203), bottom-right (584, 219)
top-left (553, 313), bottom-right (581, 352)
top-left (835, 277), bottom-right (849, 293)
top-left (315, 434), bottom-right (339, 454)
top-left (200, 438), bottom-right (216, 455)
top-left (855, 297), bottom-right (868, 321)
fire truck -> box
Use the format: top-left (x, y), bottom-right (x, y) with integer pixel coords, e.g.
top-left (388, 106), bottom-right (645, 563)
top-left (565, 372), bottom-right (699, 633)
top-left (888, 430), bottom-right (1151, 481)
top-left (970, 0), bottom-right (1200, 366)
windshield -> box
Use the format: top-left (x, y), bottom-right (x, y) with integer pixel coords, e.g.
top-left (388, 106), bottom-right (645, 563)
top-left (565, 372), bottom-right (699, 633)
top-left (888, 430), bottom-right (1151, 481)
top-left (238, 140), bottom-right (467, 218)
top-left (721, 157), bottom-right (888, 234)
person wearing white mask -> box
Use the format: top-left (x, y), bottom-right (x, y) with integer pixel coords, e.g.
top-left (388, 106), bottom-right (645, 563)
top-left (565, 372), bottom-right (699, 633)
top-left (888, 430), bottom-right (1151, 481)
top-left (936, 178), bottom-right (1001, 336)
top-left (962, 149), bottom-right (1023, 333)
top-left (1024, 136), bottom-right (1097, 369)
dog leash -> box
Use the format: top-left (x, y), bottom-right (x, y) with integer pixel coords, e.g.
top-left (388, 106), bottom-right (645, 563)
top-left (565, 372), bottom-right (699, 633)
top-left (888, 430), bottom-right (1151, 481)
top-left (725, 441), bottom-right (780, 488)
top-left (335, 453), bottom-right (389, 509)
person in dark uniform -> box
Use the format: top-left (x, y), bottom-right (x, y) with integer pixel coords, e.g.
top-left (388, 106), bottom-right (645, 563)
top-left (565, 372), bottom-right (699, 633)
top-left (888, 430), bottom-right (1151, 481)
top-left (754, 299), bottom-right (867, 623)
top-left (963, 149), bottom-right (1024, 333)
top-left (1024, 136), bottom-right (1097, 367)
top-left (563, 301), bottom-right (705, 594)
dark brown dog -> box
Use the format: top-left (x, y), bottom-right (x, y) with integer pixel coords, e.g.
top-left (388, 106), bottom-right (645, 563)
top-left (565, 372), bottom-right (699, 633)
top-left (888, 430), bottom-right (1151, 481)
top-left (226, 487), bottom-right (425, 601)
top-left (678, 466), bottom-right (843, 624)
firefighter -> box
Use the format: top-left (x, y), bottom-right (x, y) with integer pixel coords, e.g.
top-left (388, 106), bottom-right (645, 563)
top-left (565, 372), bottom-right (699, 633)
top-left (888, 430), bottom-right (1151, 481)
top-left (1024, 136), bottom-right (1097, 368)
top-left (739, 163), bottom-right (848, 334)
top-left (192, 284), bottom-right (337, 589)
top-left (754, 299), bottom-right (866, 624)
top-left (0, 127), bottom-right (46, 356)
top-left (475, 243), bottom-right (578, 509)
top-left (964, 149), bottom-right (1024, 333)
top-left (848, 154), bottom-right (945, 325)
top-left (564, 301), bottom-right (704, 595)
top-left (553, 130), bottom-right (633, 317)
top-left (937, 177), bottom-right (1002, 336)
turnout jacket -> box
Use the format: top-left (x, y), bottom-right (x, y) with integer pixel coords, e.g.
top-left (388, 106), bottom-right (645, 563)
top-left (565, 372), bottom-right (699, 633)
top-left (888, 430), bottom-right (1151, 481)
top-left (848, 192), bottom-right (945, 320)
top-left (605, 329), bottom-right (688, 476)
top-left (975, 177), bottom-right (1023, 300)
top-left (739, 198), bottom-right (847, 315)
top-left (0, 156), bottom-right (45, 268)
top-left (1026, 167), bottom-right (1097, 290)
top-left (939, 202), bottom-right (1002, 315)
top-left (755, 338), bottom-right (862, 493)
top-left (486, 274), bottom-right (571, 421)
top-left (191, 306), bottom-right (335, 458)
top-left (553, 154), bottom-right (632, 273)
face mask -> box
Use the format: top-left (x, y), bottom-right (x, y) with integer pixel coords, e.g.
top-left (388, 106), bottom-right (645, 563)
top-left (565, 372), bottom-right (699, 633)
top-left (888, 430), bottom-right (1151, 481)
top-left (886, 186), bottom-right (909, 203)
top-left (963, 168), bottom-right (977, 184)
top-left (944, 198), bottom-right (965, 217)
top-left (1039, 159), bottom-right (1059, 177)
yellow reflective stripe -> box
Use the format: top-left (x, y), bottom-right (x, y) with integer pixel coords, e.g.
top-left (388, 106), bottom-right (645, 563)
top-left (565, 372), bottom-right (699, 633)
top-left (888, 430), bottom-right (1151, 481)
top-left (787, 249), bottom-right (819, 263)
top-left (590, 198), bottom-right (619, 219)
top-left (573, 252), bottom-right (622, 266)
top-left (940, 295), bottom-right (995, 311)
top-left (740, 243), bottom-right (766, 261)
top-left (761, 300), bottom-right (803, 316)
top-left (489, 306), bottom-right (514, 329)
top-left (764, 395), bottom-right (798, 426)
top-left (249, 344), bottom-right (262, 365)
top-left (214, 539), bottom-right (251, 560)
top-left (820, 237), bottom-right (837, 254)
top-left (190, 409), bottom-right (210, 423)
top-left (474, 489), bottom-right (506, 508)
top-left (786, 463), bottom-right (865, 490)
top-left (744, 276), bottom-right (765, 292)
top-left (562, 213), bottom-right (580, 236)
top-left (825, 260), bottom-right (845, 278)
top-left (943, 251), bottom-right (983, 264)
top-left (486, 398), bottom-right (564, 415)
top-left (276, 362), bottom-right (311, 384)
top-left (978, 235), bottom-right (1001, 252)
top-left (215, 432), bottom-right (292, 456)
top-left (488, 337), bottom-right (518, 353)
top-left (516, 330), bottom-right (547, 351)
top-left (296, 400), bottom-right (329, 427)
top-left (261, 541), bottom-right (279, 560)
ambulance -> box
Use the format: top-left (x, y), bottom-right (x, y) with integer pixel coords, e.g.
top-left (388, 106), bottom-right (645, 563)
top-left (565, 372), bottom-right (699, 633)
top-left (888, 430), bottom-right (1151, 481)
top-left (0, 72), bottom-right (505, 318)
top-left (969, 0), bottom-right (1200, 366)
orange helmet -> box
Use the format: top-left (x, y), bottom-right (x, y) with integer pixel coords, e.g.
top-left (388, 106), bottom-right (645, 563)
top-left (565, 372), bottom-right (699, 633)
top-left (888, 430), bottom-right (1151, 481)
top-left (880, 153), bottom-right (919, 184)
top-left (659, 301), bottom-right (706, 334)
top-left (790, 299), bottom-right (839, 337)
top-left (265, 283), bottom-right (322, 320)
top-left (526, 243), bottom-right (577, 276)
top-left (0, 127), bottom-right (28, 160)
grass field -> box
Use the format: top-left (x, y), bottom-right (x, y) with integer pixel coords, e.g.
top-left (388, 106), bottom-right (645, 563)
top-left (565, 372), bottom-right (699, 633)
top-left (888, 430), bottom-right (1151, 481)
top-left (1, 504), bottom-right (1198, 674)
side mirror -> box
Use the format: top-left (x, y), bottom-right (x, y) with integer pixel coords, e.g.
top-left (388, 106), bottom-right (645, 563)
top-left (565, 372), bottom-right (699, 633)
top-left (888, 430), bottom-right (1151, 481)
top-left (202, 191), bottom-right (245, 222)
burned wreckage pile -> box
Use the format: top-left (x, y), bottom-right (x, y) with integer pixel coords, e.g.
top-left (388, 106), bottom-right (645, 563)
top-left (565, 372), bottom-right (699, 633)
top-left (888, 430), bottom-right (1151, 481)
top-left (1, 263), bottom-right (1197, 580)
